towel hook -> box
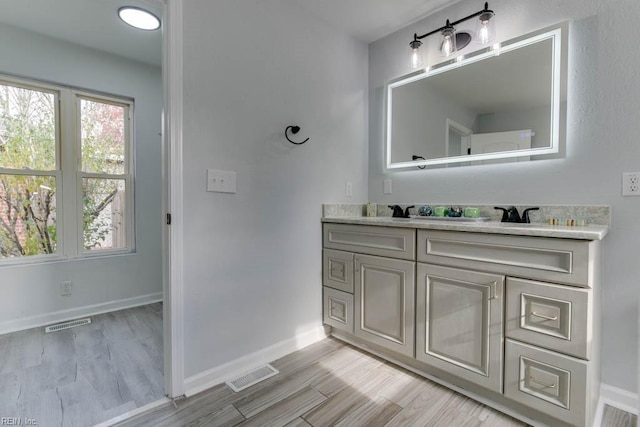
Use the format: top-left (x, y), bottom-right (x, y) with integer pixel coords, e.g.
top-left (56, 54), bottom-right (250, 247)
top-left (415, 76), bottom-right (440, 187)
top-left (285, 125), bottom-right (309, 145)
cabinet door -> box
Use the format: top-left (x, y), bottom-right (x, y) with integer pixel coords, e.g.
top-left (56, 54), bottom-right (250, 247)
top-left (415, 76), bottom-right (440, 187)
top-left (354, 254), bottom-right (415, 357)
top-left (416, 264), bottom-right (504, 392)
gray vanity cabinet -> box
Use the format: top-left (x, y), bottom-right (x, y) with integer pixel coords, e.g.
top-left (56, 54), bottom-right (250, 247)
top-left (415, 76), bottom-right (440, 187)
top-left (416, 264), bottom-right (504, 392)
top-left (323, 223), bottom-right (416, 357)
top-left (417, 229), bottom-right (600, 427)
top-left (354, 254), bottom-right (415, 357)
top-left (322, 220), bottom-right (603, 427)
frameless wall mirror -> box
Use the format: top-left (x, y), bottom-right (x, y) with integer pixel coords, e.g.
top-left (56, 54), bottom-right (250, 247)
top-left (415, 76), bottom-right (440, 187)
top-left (386, 23), bottom-right (567, 170)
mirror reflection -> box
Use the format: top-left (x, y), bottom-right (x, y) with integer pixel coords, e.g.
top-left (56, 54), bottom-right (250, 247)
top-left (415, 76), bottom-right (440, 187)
top-left (386, 27), bottom-right (565, 169)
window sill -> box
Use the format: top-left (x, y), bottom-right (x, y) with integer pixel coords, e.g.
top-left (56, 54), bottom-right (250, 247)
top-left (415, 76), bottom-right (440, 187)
top-left (0, 249), bottom-right (136, 268)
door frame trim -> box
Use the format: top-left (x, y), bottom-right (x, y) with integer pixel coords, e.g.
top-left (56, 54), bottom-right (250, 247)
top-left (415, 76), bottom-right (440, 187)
top-left (161, 0), bottom-right (185, 398)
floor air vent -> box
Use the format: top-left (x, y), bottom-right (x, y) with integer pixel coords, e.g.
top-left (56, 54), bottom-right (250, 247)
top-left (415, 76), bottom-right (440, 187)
top-left (45, 318), bottom-right (92, 333)
top-left (225, 364), bottom-right (279, 392)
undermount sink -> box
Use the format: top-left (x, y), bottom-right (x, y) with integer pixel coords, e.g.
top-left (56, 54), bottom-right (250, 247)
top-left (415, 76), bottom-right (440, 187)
top-left (494, 222), bottom-right (541, 227)
top-left (409, 216), bottom-right (491, 223)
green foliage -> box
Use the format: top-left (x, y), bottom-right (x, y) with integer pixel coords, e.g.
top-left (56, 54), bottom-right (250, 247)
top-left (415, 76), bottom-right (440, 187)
top-left (81, 99), bottom-right (126, 175)
top-left (82, 178), bottom-right (125, 250)
top-left (0, 84), bottom-right (56, 170)
top-left (0, 174), bottom-right (56, 257)
top-left (0, 83), bottom-right (128, 258)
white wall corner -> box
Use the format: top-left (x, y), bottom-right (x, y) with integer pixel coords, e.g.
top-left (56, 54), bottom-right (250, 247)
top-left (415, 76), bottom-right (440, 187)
top-left (183, 324), bottom-right (327, 397)
top-left (593, 384), bottom-right (639, 427)
top-left (0, 292), bottom-right (162, 335)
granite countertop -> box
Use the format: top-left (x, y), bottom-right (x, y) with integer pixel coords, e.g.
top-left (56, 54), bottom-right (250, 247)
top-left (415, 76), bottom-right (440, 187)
top-left (321, 216), bottom-right (609, 240)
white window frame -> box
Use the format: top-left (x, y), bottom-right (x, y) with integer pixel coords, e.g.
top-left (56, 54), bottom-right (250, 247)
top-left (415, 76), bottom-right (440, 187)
top-left (0, 74), bottom-right (135, 265)
top-left (73, 92), bottom-right (135, 257)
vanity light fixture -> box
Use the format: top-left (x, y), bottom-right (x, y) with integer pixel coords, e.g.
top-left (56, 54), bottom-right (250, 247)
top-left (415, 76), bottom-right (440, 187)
top-left (409, 2), bottom-right (495, 69)
top-left (118, 6), bottom-right (161, 31)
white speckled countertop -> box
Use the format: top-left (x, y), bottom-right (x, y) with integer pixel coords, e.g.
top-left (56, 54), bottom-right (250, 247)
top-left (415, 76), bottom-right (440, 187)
top-left (321, 216), bottom-right (609, 240)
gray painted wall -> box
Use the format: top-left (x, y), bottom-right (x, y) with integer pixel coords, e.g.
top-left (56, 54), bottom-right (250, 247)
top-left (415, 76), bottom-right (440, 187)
top-left (182, 0), bottom-right (368, 377)
top-left (0, 24), bottom-right (162, 326)
top-left (475, 105), bottom-right (551, 149)
top-left (369, 0), bottom-right (639, 393)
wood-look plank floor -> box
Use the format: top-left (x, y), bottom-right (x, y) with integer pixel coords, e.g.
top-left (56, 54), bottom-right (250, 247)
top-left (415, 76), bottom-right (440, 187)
top-left (0, 303), bottom-right (164, 427)
top-left (113, 337), bottom-right (638, 427)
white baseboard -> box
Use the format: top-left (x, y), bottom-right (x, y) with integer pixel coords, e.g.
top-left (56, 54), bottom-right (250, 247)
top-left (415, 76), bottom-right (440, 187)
top-left (184, 324), bottom-right (327, 397)
top-left (594, 384), bottom-right (639, 427)
top-left (0, 292), bottom-right (163, 335)
top-left (94, 397), bottom-right (172, 427)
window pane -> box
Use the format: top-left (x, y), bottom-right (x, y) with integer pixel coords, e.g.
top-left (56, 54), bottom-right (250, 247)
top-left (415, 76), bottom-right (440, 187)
top-left (82, 178), bottom-right (126, 251)
top-left (81, 99), bottom-right (126, 174)
top-left (0, 174), bottom-right (57, 258)
top-left (0, 84), bottom-right (56, 170)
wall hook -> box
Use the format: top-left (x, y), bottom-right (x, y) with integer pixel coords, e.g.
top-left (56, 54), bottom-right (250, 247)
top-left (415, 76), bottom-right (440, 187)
top-left (285, 125), bottom-right (309, 145)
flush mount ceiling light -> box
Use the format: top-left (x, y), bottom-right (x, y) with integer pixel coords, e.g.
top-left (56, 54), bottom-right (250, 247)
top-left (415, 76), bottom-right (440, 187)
top-left (118, 6), bottom-right (161, 31)
top-left (409, 2), bottom-right (495, 69)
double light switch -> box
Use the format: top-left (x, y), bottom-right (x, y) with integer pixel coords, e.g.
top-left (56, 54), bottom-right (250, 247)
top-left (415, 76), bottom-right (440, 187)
top-left (207, 169), bottom-right (237, 193)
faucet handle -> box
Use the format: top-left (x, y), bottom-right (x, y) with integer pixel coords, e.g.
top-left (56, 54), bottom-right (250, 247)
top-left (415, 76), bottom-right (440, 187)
top-left (522, 207), bottom-right (540, 223)
top-left (404, 206), bottom-right (415, 218)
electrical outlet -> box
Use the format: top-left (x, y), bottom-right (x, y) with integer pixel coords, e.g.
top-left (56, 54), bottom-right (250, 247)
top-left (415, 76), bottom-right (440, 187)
top-left (60, 281), bottom-right (73, 296)
top-left (345, 182), bottom-right (353, 197)
top-left (622, 172), bottom-right (640, 196)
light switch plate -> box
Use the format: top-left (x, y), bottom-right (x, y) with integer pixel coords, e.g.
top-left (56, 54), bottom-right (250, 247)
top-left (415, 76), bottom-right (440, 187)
top-left (383, 179), bottom-right (392, 194)
top-left (207, 169), bottom-right (237, 193)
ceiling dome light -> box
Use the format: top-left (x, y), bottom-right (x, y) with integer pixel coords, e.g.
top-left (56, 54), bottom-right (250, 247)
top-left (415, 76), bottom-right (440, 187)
top-left (118, 7), bottom-right (161, 31)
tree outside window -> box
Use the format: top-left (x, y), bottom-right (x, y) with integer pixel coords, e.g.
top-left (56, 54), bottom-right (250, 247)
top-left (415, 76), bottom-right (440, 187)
top-left (0, 78), bottom-right (133, 261)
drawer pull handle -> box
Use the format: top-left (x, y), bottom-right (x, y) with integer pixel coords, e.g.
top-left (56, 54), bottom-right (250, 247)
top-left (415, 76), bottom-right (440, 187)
top-left (529, 376), bottom-right (557, 389)
top-left (531, 312), bottom-right (558, 321)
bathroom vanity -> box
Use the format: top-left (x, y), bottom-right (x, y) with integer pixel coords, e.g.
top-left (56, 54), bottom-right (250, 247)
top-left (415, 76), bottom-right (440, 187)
top-left (321, 214), bottom-right (608, 427)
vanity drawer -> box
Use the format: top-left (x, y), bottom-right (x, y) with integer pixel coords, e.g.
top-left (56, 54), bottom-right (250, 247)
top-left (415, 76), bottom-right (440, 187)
top-left (505, 339), bottom-right (588, 427)
top-left (506, 278), bottom-right (591, 360)
top-left (323, 287), bottom-right (353, 333)
top-left (324, 223), bottom-right (415, 260)
top-left (323, 249), bottom-right (354, 293)
top-left (417, 230), bottom-right (594, 287)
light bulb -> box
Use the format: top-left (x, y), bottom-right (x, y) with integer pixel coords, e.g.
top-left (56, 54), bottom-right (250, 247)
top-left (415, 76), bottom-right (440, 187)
top-left (475, 11), bottom-right (495, 44)
top-left (479, 24), bottom-right (490, 44)
top-left (442, 36), bottom-right (454, 56)
top-left (408, 39), bottom-right (424, 69)
top-left (411, 48), bottom-right (421, 68)
top-left (439, 26), bottom-right (457, 57)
